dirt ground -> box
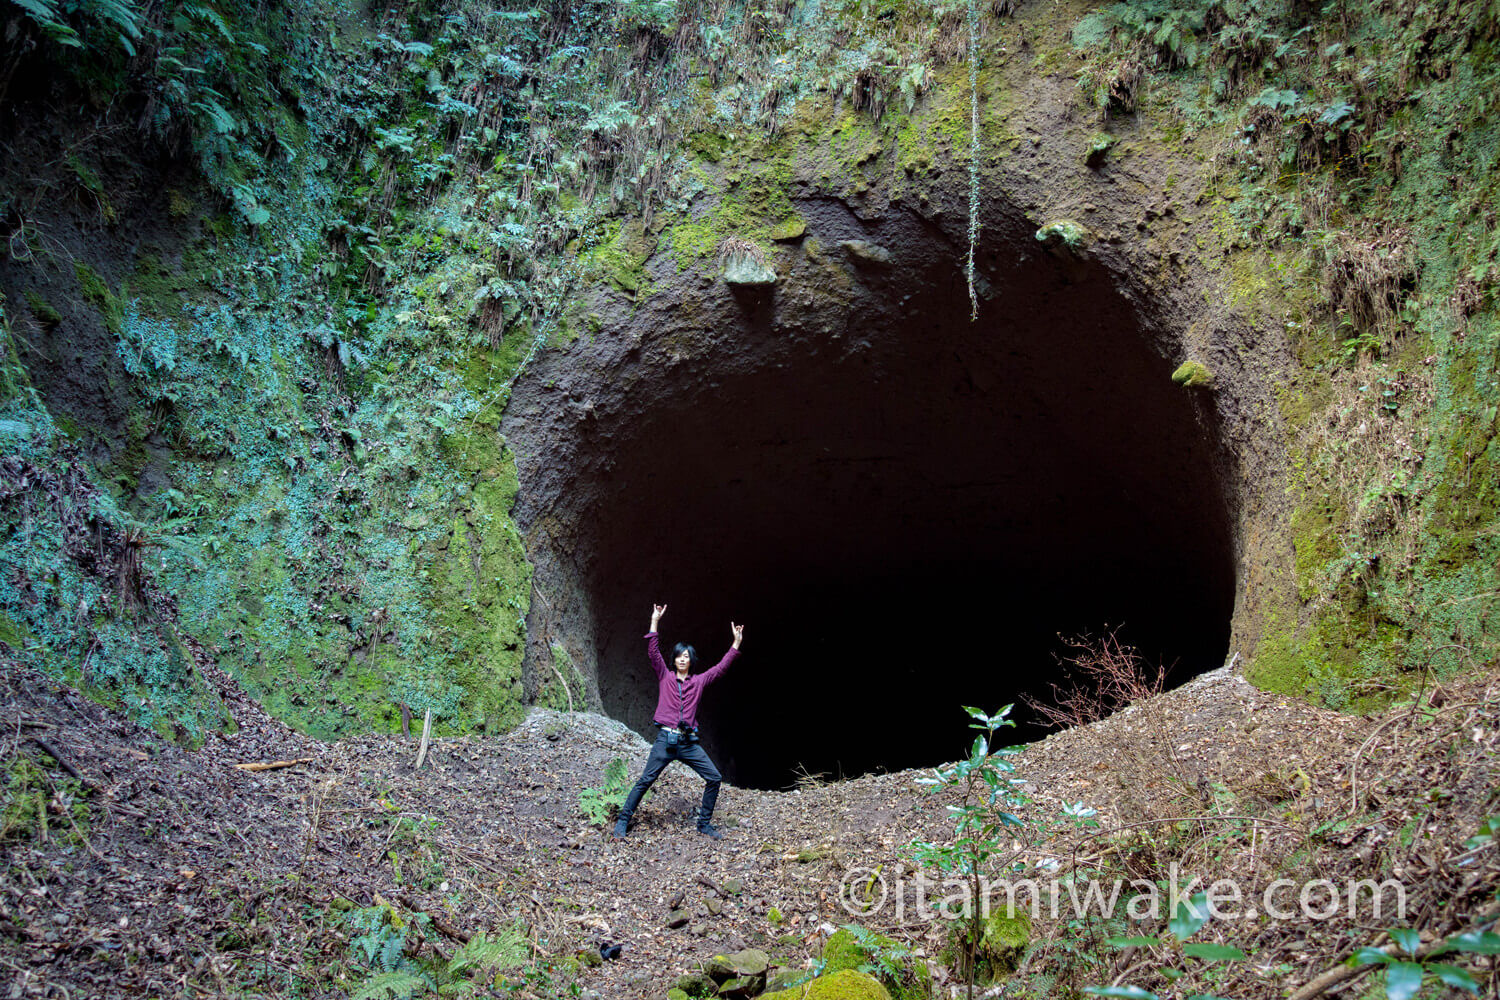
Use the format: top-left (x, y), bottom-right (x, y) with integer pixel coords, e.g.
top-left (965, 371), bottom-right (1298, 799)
top-left (1, 657), bottom-right (1495, 999)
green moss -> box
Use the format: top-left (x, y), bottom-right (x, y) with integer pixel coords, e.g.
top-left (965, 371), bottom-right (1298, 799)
top-left (74, 261), bottom-right (123, 334)
top-left (1171, 361), bottom-right (1214, 388)
top-left (127, 253), bottom-right (192, 314)
top-left (3, 754), bottom-right (90, 845)
top-left (23, 291), bottom-right (62, 325)
top-left (99, 405), bottom-right (152, 493)
top-left (762, 968), bottom-right (892, 1000)
top-left (822, 927), bottom-right (930, 1000)
top-left (665, 141), bottom-right (803, 266)
top-left (0, 609), bottom-right (32, 651)
top-left (580, 219), bottom-right (655, 297)
top-left (940, 906), bottom-right (1032, 986)
top-left (684, 130), bottom-right (733, 163)
top-left (1084, 131), bottom-right (1116, 166)
top-left (1035, 220), bottom-right (1088, 249)
top-left (1248, 601), bottom-right (1409, 712)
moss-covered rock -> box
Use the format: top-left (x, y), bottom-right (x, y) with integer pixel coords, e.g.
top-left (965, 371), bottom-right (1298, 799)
top-left (822, 927), bottom-right (930, 1000)
top-left (706, 947), bottom-right (770, 981)
top-left (761, 968), bottom-right (892, 1000)
top-left (1084, 131), bottom-right (1116, 167)
top-left (674, 971), bottom-right (716, 997)
top-left (940, 906), bottom-right (1031, 987)
top-left (1034, 220), bottom-right (1089, 251)
top-left (722, 251), bottom-right (778, 286)
top-left (1171, 361), bottom-right (1214, 388)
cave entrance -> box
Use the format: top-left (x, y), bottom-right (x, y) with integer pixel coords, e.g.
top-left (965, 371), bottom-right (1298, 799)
top-left (558, 204), bottom-right (1235, 790)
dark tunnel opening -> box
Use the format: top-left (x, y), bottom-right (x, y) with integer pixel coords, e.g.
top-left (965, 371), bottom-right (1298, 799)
top-left (566, 205), bottom-right (1236, 790)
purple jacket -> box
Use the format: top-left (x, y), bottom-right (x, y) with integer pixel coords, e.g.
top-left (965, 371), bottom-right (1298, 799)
top-left (646, 631), bottom-right (739, 729)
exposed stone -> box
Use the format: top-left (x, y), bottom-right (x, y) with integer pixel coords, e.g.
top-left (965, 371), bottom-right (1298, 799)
top-left (722, 252), bottom-right (777, 286)
top-left (706, 947), bottom-right (769, 981)
top-left (840, 239), bottom-right (894, 265)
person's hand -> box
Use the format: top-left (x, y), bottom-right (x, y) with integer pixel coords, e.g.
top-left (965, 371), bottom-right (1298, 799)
top-left (730, 621), bottom-right (744, 648)
top-left (652, 603), bottom-right (667, 624)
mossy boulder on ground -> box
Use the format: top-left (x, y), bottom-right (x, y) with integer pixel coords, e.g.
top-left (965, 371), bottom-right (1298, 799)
top-left (762, 968), bottom-right (892, 1000)
top-left (674, 970), bottom-right (716, 997)
top-left (706, 948), bottom-right (769, 980)
top-left (704, 947), bottom-right (769, 996)
top-left (940, 906), bottom-right (1031, 987)
top-left (822, 927), bottom-right (931, 1000)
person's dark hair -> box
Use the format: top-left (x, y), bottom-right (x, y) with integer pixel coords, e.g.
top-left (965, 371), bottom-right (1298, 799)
top-left (672, 642), bottom-right (699, 671)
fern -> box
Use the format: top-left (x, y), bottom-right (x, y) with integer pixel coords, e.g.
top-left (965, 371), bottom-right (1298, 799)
top-left (446, 924), bottom-right (528, 978)
top-left (578, 758), bottom-right (632, 826)
top-left (12, 0), bottom-right (141, 53)
top-left (843, 923), bottom-right (914, 981)
top-left (183, 4), bottom-right (235, 44)
top-left (350, 970), bottom-right (428, 1000)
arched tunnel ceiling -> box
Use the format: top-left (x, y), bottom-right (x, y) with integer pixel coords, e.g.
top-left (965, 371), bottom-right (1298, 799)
top-left (508, 195), bottom-right (1238, 789)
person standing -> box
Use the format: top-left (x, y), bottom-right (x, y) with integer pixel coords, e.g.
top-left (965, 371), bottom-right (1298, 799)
top-left (613, 604), bottom-right (743, 840)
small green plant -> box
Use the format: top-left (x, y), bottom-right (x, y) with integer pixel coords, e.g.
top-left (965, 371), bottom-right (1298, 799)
top-left (1086, 891), bottom-right (1245, 998)
top-left (838, 923), bottom-right (915, 985)
top-left (1351, 926), bottom-right (1499, 999)
top-left (578, 757), bottom-right (632, 826)
top-left (908, 706), bottom-right (1028, 999)
top-left (347, 903), bottom-right (530, 999)
top-left (2, 755), bottom-right (91, 846)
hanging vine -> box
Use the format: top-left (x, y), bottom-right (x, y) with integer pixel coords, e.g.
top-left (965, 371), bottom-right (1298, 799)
top-left (966, 0), bottom-right (981, 321)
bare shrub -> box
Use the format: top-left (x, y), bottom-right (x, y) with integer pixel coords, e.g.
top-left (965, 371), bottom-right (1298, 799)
top-left (1024, 628), bottom-right (1195, 813)
top-left (1023, 627), bottom-right (1170, 730)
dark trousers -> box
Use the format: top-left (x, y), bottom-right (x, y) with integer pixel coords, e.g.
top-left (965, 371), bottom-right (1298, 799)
top-left (618, 730), bottom-right (722, 828)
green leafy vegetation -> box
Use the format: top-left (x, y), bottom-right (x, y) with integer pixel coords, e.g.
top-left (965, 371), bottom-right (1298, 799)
top-left (578, 756), bottom-right (632, 826)
top-left (0, 0), bottom-right (1005, 743)
top-left (344, 903), bottom-right (531, 999)
top-left (1067, 0), bottom-right (1500, 705)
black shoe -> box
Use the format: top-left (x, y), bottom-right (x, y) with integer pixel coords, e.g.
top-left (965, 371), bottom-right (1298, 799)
top-left (612, 820), bottom-right (628, 839)
top-left (697, 822), bottom-right (724, 840)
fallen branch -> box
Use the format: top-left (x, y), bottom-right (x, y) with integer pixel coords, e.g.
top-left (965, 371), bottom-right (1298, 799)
top-left (415, 709), bottom-right (433, 769)
top-left (231, 758), bottom-right (314, 772)
top-left (1288, 904), bottom-right (1500, 1000)
top-left (28, 736), bottom-right (87, 784)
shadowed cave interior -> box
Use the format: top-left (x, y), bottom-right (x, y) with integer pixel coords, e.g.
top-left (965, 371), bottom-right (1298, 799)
top-left (572, 213), bottom-right (1236, 790)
